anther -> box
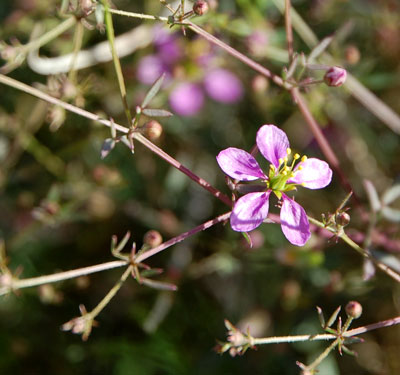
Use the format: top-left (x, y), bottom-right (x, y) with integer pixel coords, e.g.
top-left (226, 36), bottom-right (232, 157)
top-left (301, 155), bottom-right (308, 162)
top-left (278, 158), bottom-right (284, 165)
top-left (294, 153), bottom-right (300, 160)
top-left (286, 148), bottom-right (292, 155)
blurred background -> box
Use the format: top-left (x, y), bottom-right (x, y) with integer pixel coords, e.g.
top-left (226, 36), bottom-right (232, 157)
top-left (0, 0), bottom-right (399, 374)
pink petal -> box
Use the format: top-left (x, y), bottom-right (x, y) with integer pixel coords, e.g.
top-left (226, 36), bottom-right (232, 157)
top-left (217, 148), bottom-right (267, 181)
top-left (288, 158), bottom-right (332, 189)
top-left (230, 192), bottom-right (271, 232)
top-left (280, 195), bottom-right (310, 246)
top-left (256, 125), bottom-right (290, 168)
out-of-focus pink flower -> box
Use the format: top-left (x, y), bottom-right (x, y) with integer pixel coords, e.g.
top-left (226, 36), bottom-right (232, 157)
top-left (204, 69), bottom-right (243, 104)
top-left (153, 28), bottom-right (182, 65)
top-left (169, 82), bottom-right (204, 116)
top-left (324, 66), bottom-right (347, 87)
top-left (136, 55), bottom-right (169, 85)
top-left (217, 125), bottom-right (333, 246)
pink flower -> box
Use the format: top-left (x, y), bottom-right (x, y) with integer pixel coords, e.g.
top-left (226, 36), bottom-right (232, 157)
top-left (217, 125), bottom-right (332, 246)
top-left (169, 82), bottom-right (204, 116)
top-left (204, 69), bottom-right (243, 103)
top-left (324, 66), bottom-right (347, 87)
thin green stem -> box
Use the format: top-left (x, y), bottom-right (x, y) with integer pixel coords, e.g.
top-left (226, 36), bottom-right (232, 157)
top-left (284, 0), bottom-right (294, 62)
top-left (89, 265), bottom-right (133, 319)
top-left (306, 338), bottom-right (340, 372)
top-left (102, 0), bottom-right (132, 125)
top-left (252, 333), bottom-right (336, 345)
top-left (308, 216), bottom-right (400, 283)
top-left (68, 20), bottom-right (85, 83)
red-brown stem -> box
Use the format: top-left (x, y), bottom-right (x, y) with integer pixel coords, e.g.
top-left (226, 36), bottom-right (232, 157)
top-left (135, 211), bottom-right (231, 263)
top-left (285, 0), bottom-right (294, 62)
top-left (290, 88), bottom-right (355, 197)
top-left (0, 74), bottom-right (231, 207)
top-left (187, 22), bottom-right (289, 89)
top-left (345, 316), bottom-right (400, 337)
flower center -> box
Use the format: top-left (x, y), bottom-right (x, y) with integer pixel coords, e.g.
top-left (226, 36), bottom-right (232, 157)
top-left (266, 148), bottom-right (307, 198)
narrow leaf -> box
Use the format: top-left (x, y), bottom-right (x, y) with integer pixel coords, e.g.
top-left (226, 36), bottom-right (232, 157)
top-left (140, 277), bottom-right (178, 291)
top-left (363, 179), bottom-right (381, 212)
top-left (326, 306), bottom-right (341, 328)
top-left (142, 108), bottom-right (173, 117)
top-left (382, 206), bottom-right (400, 223)
top-left (382, 184), bottom-right (400, 205)
top-left (308, 35), bottom-right (334, 62)
top-left (141, 73), bottom-right (165, 108)
top-left (316, 306), bottom-right (325, 328)
top-left (100, 138), bottom-right (115, 159)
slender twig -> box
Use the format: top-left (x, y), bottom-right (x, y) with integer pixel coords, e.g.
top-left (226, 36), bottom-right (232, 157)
top-left (109, 8), bottom-right (168, 21)
top-left (135, 211), bottom-right (231, 263)
top-left (89, 265), bottom-right (133, 319)
top-left (1, 212), bottom-right (231, 295)
top-left (236, 315), bottom-right (400, 346)
top-left (309, 216), bottom-right (400, 283)
top-left (0, 260), bottom-right (127, 295)
top-left (284, 0), bottom-right (294, 62)
top-left (107, 8), bottom-right (289, 89)
top-left (0, 74), bottom-right (231, 207)
top-left (291, 88), bottom-right (355, 197)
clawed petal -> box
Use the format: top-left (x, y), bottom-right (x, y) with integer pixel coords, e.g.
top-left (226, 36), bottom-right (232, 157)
top-left (230, 192), bottom-right (271, 232)
top-left (289, 158), bottom-right (332, 189)
top-left (256, 125), bottom-right (290, 168)
top-left (280, 195), bottom-right (310, 246)
top-left (217, 148), bottom-right (267, 181)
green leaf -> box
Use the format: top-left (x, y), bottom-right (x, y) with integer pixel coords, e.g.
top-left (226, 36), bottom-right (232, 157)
top-left (141, 74), bottom-right (165, 108)
top-left (142, 108), bottom-right (173, 117)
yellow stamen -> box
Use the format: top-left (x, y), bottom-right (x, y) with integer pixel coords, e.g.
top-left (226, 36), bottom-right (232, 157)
top-left (286, 148), bottom-right (292, 155)
top-left (294, 153), bottom-right (300, 160)
top-left (278, 158), bottom-right (284, 165)
top-left (298, 165), bottom-right (303, 171)
top-left (284, 156), bottom-right (288, 163)
top-left (301, 182), bottom-right (306, 186)
top-left (282, 171), bottom-right (287, 176)
top-left (301, 155), bottom-right (308, 162)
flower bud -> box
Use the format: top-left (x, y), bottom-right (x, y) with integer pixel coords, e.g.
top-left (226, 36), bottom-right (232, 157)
top-left (336, 211), bottom-right (350, 227)
top-left (143, 230), bottom-right (163, 248)
top-left (345, 301), bottom-right (362, 319)
top-left (144, 120), bottom-right (163, 141)
top-left (324, 66), bottom-right (347, 87)
top-left (193, 0), bottom-right (209, 16)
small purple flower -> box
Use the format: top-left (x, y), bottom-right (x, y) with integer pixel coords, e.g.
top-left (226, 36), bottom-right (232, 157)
top-left (217, 125), bottom-right (332, 246)
top-left (324, 66), bottom-right (347, 87)
top-left (204, 69), bottom-right (243, 104)
top-left (169, 82), bottom-right (205, 116)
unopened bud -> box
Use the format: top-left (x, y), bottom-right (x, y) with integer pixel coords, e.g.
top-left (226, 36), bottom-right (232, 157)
top-left (345, 301), bottom-right (362, 319)
top-left (336, 211), bottom-right (350, 227)
top-left (143, 230), bottom-right (163, 248)
top-left (324, 66), bottom-right (347, 87)
top-left (144, 120), bottom-right (163, 141)
top-left (193, 0), bottom-right (209, 16)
